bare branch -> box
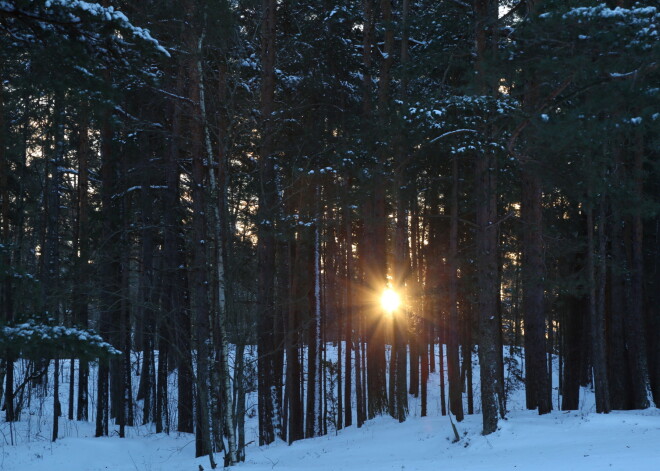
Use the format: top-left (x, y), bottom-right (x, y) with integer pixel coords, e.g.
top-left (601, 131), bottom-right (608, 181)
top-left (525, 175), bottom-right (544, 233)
top-left (429, 128), bottom-right (478, 143)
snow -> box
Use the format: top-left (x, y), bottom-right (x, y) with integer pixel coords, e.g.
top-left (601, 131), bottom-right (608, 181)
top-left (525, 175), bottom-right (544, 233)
top-left (31, 0), bottom-right (170, 56)
top-left (562, 4), bottom-right (658, 20)
top-left (238, 409), bottom-right (660, 471)
top-left (0, 430), bottom-right (193, 471)
top-left (1, 346), bottom-right (659, 470)
top-left (1, 322), bottom-right (120, 356)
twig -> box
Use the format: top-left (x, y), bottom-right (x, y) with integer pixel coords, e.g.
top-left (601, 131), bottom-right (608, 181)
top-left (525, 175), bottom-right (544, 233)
top-left (429, 128), bottom-right (478, 144)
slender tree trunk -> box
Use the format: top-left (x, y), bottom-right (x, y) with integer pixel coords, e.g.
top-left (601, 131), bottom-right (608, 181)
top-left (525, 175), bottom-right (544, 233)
top-left (185, 18), bottom-right (216, 466)
top-left (626, 133), bottom-right (650, 409)
top-left (44, 98), bottom-right (64, 439)
top-left (587, 188), bottom-right (610, 413)
top-left (354, 301), bottom-right (364, 427)
top-left (393, 192), bottom-right (408, 423)
top-left (68, 358), bottom-right (74, 421)
top-left (313, 203), bottom-right (323, 434)
top-left (199, 50), bottom-right (238, 464)
top-left (305, 210), bottom-right (323, 437)
top-left (155, 328), bottom-right (169, 433)
top-left (420, 321), bottom-right (429, 417)
top-left (609, 206), bottom-right (630, 409)
top-left (116, 135), bottom-right (133, 437)
top-left (287, 239), bottom-right (304, 442)
top-left (52, 358), bottom-right (60, 441)
top-left (257, 0), bottom-right (278, 446)
top-left (137, 180), bottom-right (156, 425)
top-left (360, 0), bottom-right (389, 421)
top-left (649, 216), bottom-right (660, 406)
top-left (343, 192), bottom-right (353, 428)
top-left (234, 342), bottom-right (247, 462)
top-left (164, 62), bottom-right (193, 435)
top-left (0, 78), bottom-right (16, 423)
top-left (448, 154), bottom-right (464, 421)
top-left (74, 115), bottom-right (90, 421)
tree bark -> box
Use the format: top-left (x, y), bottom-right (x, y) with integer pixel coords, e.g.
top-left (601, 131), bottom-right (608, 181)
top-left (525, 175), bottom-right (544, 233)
top-left (0, 77), bottom-right (16, 423)
top-left (96, 104), bottom-right (117, 438)
top-left (199, 47), bottom-right (238, 463)
top-left (184, 10), bottom-right (216, 465)
top-left (448, 154), bottom-right (464, 421)
top-left (256, 0), bottom-right (279, 446)
top-left (521, 168), bottom-right (551, 414)
top-left (625, 133), bottom-right (650, 409)
top-left (343, 188), bottom-right (353, 428)
top-left (74, 115), bottom-right (90, 421)
top-left (587, 189), bottom-right (610, 413)
top-left (608, 207), bottom-right (630, 409)
top-left (474, 0), bottom-right (501, 435)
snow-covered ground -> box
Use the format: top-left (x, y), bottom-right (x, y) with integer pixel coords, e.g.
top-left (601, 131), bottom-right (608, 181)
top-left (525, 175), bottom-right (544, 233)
top-left (1, 346), bottom-right (659, 470)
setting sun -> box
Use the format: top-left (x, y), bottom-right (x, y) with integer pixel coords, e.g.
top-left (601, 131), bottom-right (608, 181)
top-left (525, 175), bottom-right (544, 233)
top-left (381, 288), bottom-right (401, 314)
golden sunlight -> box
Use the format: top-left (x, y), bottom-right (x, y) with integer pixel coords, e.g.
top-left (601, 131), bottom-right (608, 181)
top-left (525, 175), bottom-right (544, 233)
top-left (381, 288), bottom-right (401, 315)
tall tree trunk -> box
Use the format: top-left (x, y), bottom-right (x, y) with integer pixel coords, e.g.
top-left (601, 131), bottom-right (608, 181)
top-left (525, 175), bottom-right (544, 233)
top-left (137, 179), bottom-right (156, 425)
top-left (256, 0), bottom-right (279, 446)
top-left (359, 0), bottom-right (389, 421)
top-left (343, 191), bottom-right (353, 428)
top-left (354, 286), bottom-right (365, 427)
top-left (521, 168), bottom-right (551, 414)
top-left (625, 133), bottom-right (650, 408)
top-left (608, 206), bottom-right (630, 409)
top-left (474, 130), bottom-right (500, 434)
top-left (313, 207), bottom-right (323, 434)
top-left (287, 239), bottom-right (304, 442)
top-left (355, 238), bottom-right (366, 427)
top-left (448, 154), bottom-right (464, 421)
top-left (199, 49), bottom-right (238, 464)
top-left (587, 186), bottom-right (610, 413)
top-left (45, 97), bottom-right (64, 440)
top-left (474, 0), bottom-right (501, 435)
top-left (649, 216), bottom-right (660, 406)
top-left (0, 77), bottom-right (16, 423)
top-left (96, 80), bottom-right (119, 438)
top-left (409, 196), bottom-right (420, 398)
top-left (393, 2), bottom-right (410, 418)
top-left (393, 188), bottom-right (408, 423)
top-left (115, 132), bottom-right (133, 438)
top-left (74, 115), bottom-right (90, 421)
top-left (185, 15), bottom-right (216, 465)
top-left (364, 190), bottom-right (388, 419)
top-left (305, 207), bottom-right (323, 438)
top-left (165, 62), bottom-right (194, 435)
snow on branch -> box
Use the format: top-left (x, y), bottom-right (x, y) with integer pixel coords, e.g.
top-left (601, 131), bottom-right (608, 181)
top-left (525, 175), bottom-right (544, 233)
top-left (45, 0), bottom-right (169, 55)
top-left (1, 0), bottom-right (169, 56)
top-left (1, 321), bottom-right (121, 359)
top-left (429, 129), bottom-right (478, 143)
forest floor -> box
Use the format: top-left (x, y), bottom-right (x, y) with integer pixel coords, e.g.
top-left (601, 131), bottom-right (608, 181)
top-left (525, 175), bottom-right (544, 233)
top-left (1, 347), bottom-right (659, 471)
